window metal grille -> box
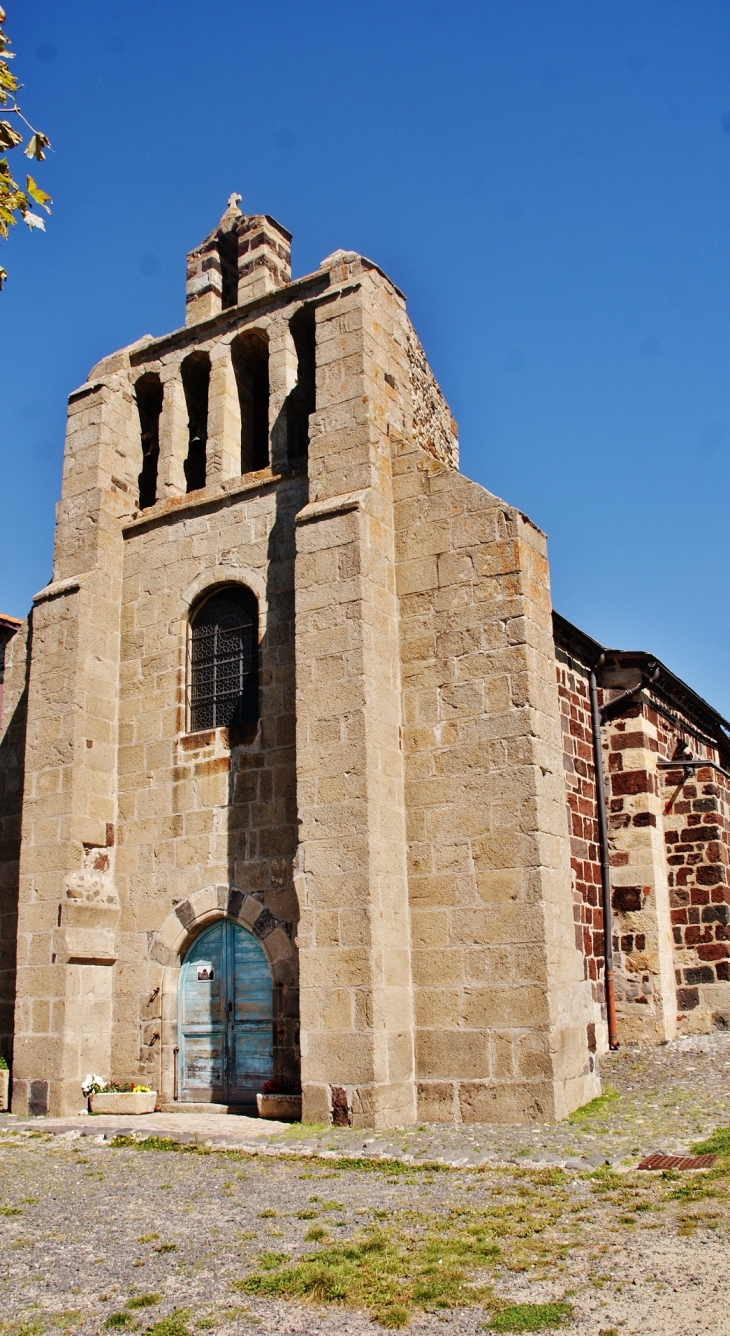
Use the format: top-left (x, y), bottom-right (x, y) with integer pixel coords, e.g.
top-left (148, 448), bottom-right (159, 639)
top-left (189, 588), bottom-right (258, 733)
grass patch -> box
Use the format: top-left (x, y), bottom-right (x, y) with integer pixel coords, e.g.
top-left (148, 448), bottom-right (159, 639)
top-left (145, 1313), bottom-right (190, 1336)
top-left (523, 1170), bottom-right (567, 1188)
top-left (691, 1127), bottom-right (730, 1157)
top-left (587, 1169), bottom-right (626, 1195)
top-left (667, 1179), bottom-right (720, 1203)
top-left (136, 1234), bottom-right (160, 1244)
top-left (153, 1243), bottom-right (177, 1254)
top-left (568, 1088), bottom-right (619, 1125)
top-left (305, 1225), bottom-right (328, 1242)
top-left (258, 1252), bottom-right (289, 1269)
top-left (104, 1315), bottom-right (135, 1331)
top-left (488, 1302), bottom-right (573, 1331)
top-left (276, 1123), bottom-right (327, 1138)
top-left (0, 1323), bottom-right (46, 1336)
top-left (326, 1155), bottom-right (450, 1175)
top-left (236, 1219), bottom-right (499, 1327)
top-left (125, 1294), bottom-right (160, 1310)
top-left (0, 1206), bottom-right (21, 1216)
top-left (374, 1305), bottom-right (409, 1329)
top-left (110, 1136), bottom-right (185, 1152)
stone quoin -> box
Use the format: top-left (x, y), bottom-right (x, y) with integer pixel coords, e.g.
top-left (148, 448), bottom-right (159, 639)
top-left (1, 199), bottom-right (728, 1124)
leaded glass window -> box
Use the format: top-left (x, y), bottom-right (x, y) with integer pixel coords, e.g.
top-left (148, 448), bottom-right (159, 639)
top-left (189, 587), bottom-right (258, 732)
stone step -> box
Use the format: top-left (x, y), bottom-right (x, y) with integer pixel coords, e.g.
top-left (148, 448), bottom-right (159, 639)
top-left (157, 1102), bottom-right (255, 1115)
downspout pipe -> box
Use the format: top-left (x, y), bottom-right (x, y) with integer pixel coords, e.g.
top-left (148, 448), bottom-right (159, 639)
top-left (589, 655), bottom-right (619, 1050)
top-left (589, 656), bottom-right (660, 1052)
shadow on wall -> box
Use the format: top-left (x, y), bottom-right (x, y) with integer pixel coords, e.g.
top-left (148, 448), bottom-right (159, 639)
top-left (0, 622), bottom-right (31, 1070)
top-left (212, 448), bottom-right (310, 1095)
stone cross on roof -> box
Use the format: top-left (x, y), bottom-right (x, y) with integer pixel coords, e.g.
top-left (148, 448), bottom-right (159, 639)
top-left (227, 192), bottom-right (242, 211)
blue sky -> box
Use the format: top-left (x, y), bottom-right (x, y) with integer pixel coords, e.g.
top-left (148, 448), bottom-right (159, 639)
top-left (2, 0), bottom-right (730, 714)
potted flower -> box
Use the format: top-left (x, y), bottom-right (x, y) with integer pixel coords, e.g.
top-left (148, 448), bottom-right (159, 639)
top-left (256, 1079), bottom-right (301, 1122)
top-left (82, 1075), bottom-right (156, 1115)
top-left (0, 1056), bottom-right (9, 1112)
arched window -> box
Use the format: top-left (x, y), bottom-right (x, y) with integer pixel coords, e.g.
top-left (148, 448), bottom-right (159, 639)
top-left (189, 586), bottom-right (258, 733)
top-left (285, 305), bottom-right (316, 463)
top-left (181, 351), bottom-right (210, 493)
top-left (231, 330), bottom-right (269, 473)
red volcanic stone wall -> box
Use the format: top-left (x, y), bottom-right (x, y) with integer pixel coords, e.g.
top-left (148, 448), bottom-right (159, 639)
top-left (554, 627), bottom-right (730, 1041)
top-left (660, 723), bottom-right (730, 1028)
top-left (555, 652), bottom-right (604, 1007)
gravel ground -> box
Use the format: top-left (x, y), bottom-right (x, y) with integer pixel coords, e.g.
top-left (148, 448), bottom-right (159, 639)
top-left (0, 1034), bottom-right (728, 1336)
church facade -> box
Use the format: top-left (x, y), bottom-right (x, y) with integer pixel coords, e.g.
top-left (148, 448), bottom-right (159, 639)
top-left (0, 200), bottom-right (728, 1125)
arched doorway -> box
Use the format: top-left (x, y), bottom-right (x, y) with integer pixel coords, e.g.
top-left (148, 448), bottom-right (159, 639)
top-left (178, 918), bottom-right (273, 1107)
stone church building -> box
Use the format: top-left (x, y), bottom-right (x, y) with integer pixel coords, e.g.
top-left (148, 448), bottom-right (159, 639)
top-left (1, 199), bottom-right (729, 1125)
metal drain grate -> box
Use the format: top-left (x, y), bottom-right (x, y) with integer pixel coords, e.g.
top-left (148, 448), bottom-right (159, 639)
top-left (637, 1152), bottom-right (716, 1170)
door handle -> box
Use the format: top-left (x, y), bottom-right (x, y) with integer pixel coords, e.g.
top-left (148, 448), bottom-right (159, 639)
top-left (228, 1001), bottom-right (233, 1017)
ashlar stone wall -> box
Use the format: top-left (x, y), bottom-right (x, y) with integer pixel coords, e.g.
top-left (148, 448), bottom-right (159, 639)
top-left (393, 440), bottom-right (599, 1122)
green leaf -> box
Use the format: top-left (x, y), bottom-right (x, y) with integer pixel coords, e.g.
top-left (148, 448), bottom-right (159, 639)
top-left (0, 119), bottom-right (20, 149)
top-left (26, 173), bottom-right (51, 212)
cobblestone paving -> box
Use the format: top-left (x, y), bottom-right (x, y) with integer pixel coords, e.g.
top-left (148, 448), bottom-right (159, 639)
top-left (0, 1034), bottom-right (727, 1335)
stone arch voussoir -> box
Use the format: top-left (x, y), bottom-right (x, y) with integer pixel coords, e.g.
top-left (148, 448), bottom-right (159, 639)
top-left (151, 884), bottom-right (295, 984)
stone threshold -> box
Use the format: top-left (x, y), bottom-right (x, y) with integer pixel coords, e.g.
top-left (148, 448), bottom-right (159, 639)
top-left (157, 1102), bottom-right (254, 1115)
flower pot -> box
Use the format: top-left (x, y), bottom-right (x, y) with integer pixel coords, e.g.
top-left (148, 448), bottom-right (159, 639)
top-left (89, 1090), bottom-right (156, 1115)
top-left (0, 1069), bottom-right (9, 1112)
top-left (256, 1092), bottom-right (301, 1121)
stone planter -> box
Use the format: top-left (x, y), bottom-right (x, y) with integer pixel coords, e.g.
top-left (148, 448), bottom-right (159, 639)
top-left (89, 1090), bottom-right (156, 1115)
top-left (0, 1069), bottom-right (9, 1112)
top-left (256, 1092), bottom-right (301, 1121)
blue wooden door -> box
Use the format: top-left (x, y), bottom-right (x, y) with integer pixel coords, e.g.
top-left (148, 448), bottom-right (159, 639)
top-left (178, 919), bottom-right (273, 1105)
